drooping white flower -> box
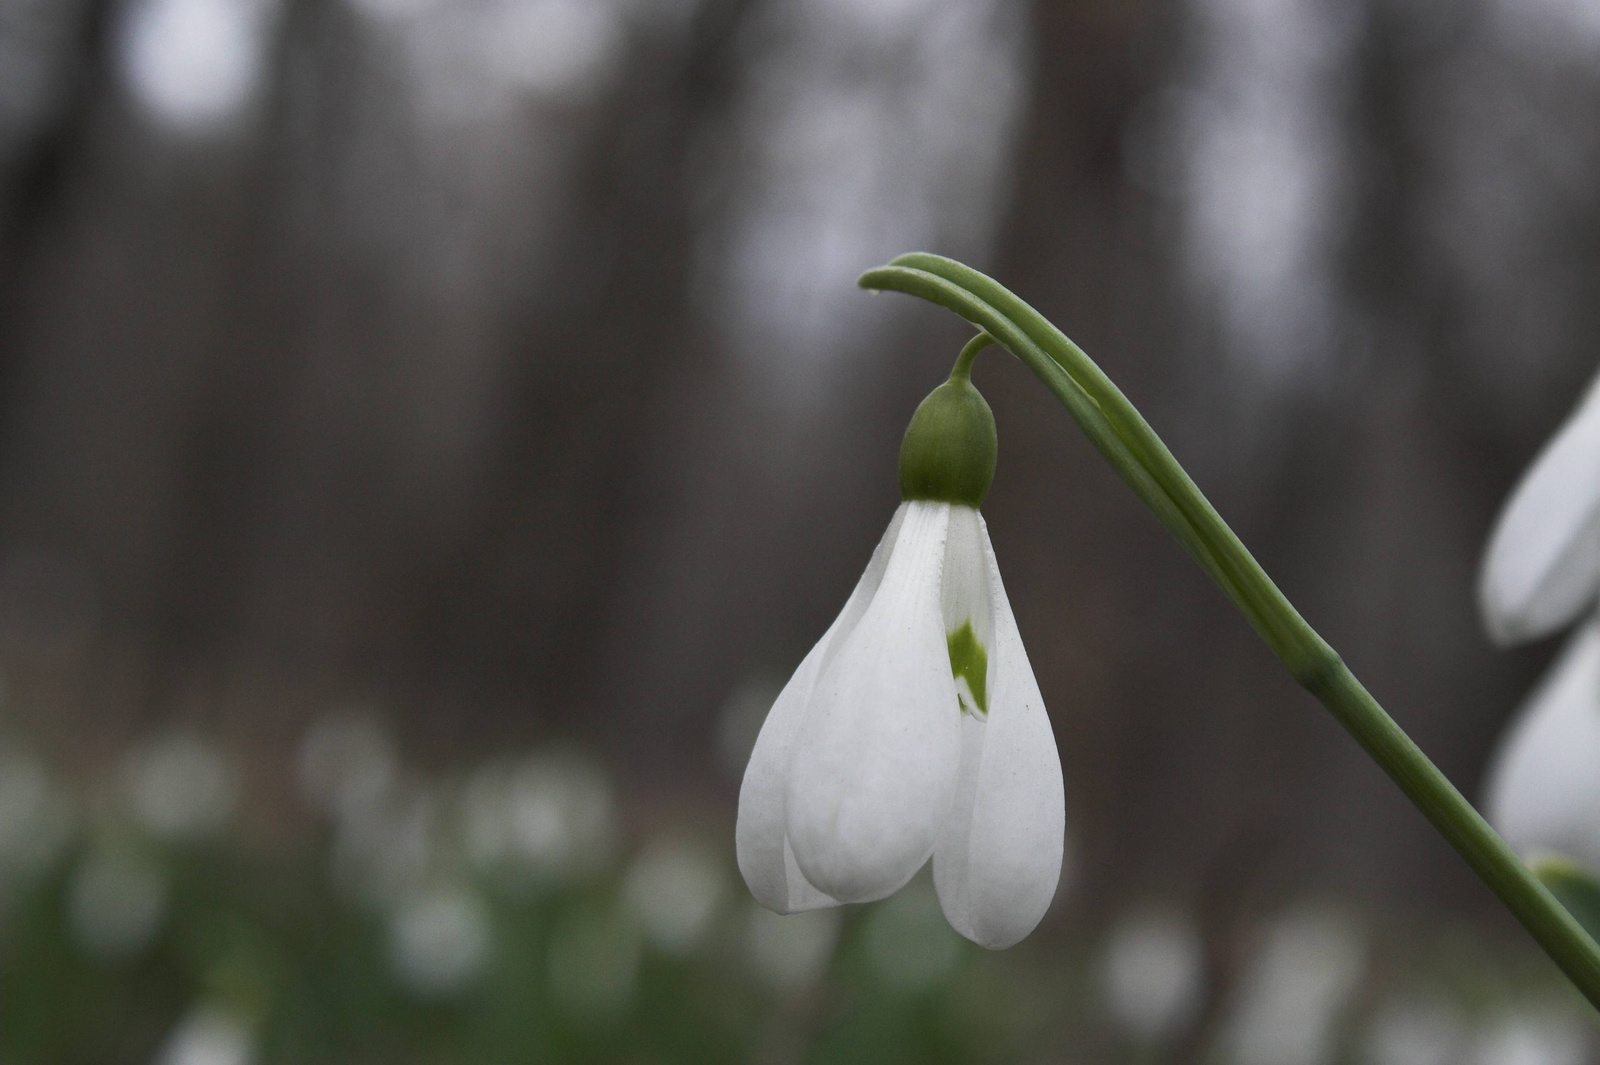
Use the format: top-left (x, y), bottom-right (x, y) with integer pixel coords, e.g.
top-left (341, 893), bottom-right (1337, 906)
top-left (1480, 370), bottom-right (1600, 646)
top-left (1483, 618), bottom-right (1600, 873)
top-left (1478, 366), bottom-right (1600, 873)
top-left (736, 363), bottom-right (1065, 949)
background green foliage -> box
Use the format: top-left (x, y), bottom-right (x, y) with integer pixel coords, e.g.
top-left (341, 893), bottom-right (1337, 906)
top-left (1, 725), bottom-right (1593, 1065)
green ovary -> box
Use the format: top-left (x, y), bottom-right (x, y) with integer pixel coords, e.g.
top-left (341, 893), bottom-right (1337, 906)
top-left (946, 620), bottom-right (988, 716)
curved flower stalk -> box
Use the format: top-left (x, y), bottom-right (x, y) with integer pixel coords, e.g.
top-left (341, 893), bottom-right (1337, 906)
top-left (849, 254), bottom-right (1600, 1008)
top-left (1478, 368), bottom-right (1600, 906)
top-left (737, 339), bottom-right (1066, 949)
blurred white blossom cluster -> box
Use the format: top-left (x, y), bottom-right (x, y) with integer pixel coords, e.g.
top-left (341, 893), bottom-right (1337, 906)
top-left (0, 704), bottom-right (862, 1065)
top-left (289, 707), bottom-right (844, 1005)
top-left (1094, 898), bottom-right (1592, 1065)
top-left (0, 698), bottom-right (1593, 1065)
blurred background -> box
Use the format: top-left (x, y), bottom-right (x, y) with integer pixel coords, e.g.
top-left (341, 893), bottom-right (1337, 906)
top-left (2, 0), bottom-right (1600, 1061)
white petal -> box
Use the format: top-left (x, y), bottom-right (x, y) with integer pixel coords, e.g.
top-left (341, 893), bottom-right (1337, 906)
top-left (736, 506), bottom-right (908, 913)
top-left (1480, 370), bottom-right (1600, 645)
top-left (940, 502), bottom-right (995, 716)
top-left (1484, 618), bottom-right (1600, 875)
top-left (934, 508), bottom-right (1065, 949)
top-left (786, 501), bottom-right (962, 903)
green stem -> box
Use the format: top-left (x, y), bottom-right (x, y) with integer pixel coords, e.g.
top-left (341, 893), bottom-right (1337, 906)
top-left (949, 332), bottom-right (993, 381)
top-left (859, 253), bottom-right (1600, 1010)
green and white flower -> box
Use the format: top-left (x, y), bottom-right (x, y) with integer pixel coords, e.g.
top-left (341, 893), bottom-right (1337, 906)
top-left (736, 366), bottom-right (1065, 950)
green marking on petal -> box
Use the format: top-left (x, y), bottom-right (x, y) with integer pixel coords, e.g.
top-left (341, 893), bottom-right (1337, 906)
top-left (947, 620), bottom-right (988, 716)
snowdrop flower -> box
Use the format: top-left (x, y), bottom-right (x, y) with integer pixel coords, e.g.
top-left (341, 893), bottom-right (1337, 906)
top-left (1479, 370), bottom-right (1600, 869)
top-left (1483, 618), bottom-right (1600, 871)
top-left (389, 885), bottom-right (493, 996)
top-left (152, 1006), bottom-right (255, 1065)
top-left (122, 732), bottom-right (236, 842)
top-left (736, 355), bottom-right (1065, 949)
top-left (1217, 904), bottom-right (1366, 1065)
top-left (1480, 370), bottom-right (1600, 646)
top-left (1102, 903), bottom-right (1206, 1042)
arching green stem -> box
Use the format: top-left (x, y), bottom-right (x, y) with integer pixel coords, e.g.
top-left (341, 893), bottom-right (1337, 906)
top-left (950, 332), bottom-right (994, 381)
top-left (859, 253), bottom-right (1600, 1011)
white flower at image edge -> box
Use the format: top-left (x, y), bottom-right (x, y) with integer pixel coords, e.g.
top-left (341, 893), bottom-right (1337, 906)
top-left (1479, 368), bottom-right (1600, 869)
top-left (736, 500), bottom-right (1065, 950)
top-left (1480, 370), bottom-right (1600, 647)
top-left (1483, 618), bottom-right (1600, 872)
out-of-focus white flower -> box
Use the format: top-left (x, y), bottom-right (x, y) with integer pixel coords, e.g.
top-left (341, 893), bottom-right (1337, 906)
top-left (298, 712), bottom-right (400, 823)
top-left (152, 1007), bottom-right (255, 1065)
top-left (330, 784), bottom-right (438, 905)
top-left (459, 752), bottom-right (616, 885)
top-left (122, 733), bottom-right (236, 843)
top-left (1480, 371), bottom-right (1600, 646)
top-left (303, 714), bottom-right (454, 906)
top-left (1216, 905), bottom-right (1366, 1065)
top-left (1468, 1003), bottom-right (1592, 1065)
top-left (388, 885), bottom-right (493, 996)
top-left (622, 839), bottom-right (726, 954)
top-left (67, 841), bottom-right (168, 960)
top-left (743, 903), bottom-right (839, 992)
top-left (736, 498), bottom-right (1064, 949)
top-left (1361, 995), bottom-right (1470, 1065)
top-left (1478, 372), bottom-right (1600, 870)
top-left (0, 747), bottom-right (75, 879)
top-left (1101, 904), bottom-right (1206, 1042)
top-left (1483, 619), bottom-right (1600, 871)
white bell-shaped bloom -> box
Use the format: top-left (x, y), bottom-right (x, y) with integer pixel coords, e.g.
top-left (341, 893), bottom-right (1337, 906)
top-left (736, 499), bottom-right (1065, 949)
top-left (1483, 618), bottom-right (1600, 873)
top-left (1478, 366), bottom-right (1600, 874)
top-left (1480, 370), bottom-right (1600, 647)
